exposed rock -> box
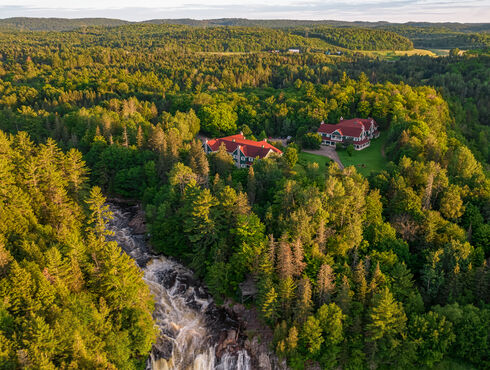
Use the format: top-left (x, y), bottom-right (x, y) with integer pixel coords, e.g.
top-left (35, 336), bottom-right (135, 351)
top-left (245, 336), bottom-right (288, 370)
top-left (232, 303), bottom-right (246, 315)
top-left (128, 205), bottom-right (146, 234)
top-left (258, 353), bottom-right (273, 370)
top-left (216, 329), bottom-right (239, 358)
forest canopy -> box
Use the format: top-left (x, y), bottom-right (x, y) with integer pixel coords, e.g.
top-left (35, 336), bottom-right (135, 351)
top-left (0, 21), bottom-right (488, 369)
top-left (0, 131), bottom-right (156, 368)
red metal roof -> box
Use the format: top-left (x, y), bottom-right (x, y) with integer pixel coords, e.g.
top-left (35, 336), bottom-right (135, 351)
top-left (206, 134), bottom-right (283, 159)
top-left (355, 137), bottom-right (371, 145)
top-left (318, 118), bottom-right (377, 138)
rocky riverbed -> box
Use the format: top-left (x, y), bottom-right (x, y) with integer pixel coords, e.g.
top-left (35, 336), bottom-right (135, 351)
top-left (106, 200), bottom-right (287, 370)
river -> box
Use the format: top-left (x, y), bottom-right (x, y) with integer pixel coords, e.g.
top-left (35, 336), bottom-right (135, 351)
top-left (106, 202), bottom-right (252, 370)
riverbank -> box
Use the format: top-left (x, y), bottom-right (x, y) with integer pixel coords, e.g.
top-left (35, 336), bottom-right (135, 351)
top-left (108, 200), bottom-right (287, 369)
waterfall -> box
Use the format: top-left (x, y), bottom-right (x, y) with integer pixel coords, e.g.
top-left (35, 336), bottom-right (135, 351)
top-left (106, 203), bottom-right (252, 370)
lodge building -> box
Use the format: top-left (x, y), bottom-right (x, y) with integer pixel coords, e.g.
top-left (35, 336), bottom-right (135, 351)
top-left (318, 117), bottom-right (380, 150)
top-left (203, 133), bottom-right (283, 168)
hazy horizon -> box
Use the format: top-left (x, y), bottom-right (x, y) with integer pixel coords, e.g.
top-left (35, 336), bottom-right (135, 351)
top-left (1, 0), bottom-right (489, 23)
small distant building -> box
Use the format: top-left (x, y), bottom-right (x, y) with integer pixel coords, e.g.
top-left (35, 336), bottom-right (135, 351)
top-left (288, 48), bottom-right (300, 53)
top-left (318, 117), bottom-right (379, 150)
top-left (203, 133), bottom-right (283, 168)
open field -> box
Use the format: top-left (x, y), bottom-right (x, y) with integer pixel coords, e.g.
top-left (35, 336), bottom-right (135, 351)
top-left (358, 48), bottom-right (437, 59)
top-left (337, 131), bottom-right (389, 176)
top-left (428, 49), bottom-right (451, 56)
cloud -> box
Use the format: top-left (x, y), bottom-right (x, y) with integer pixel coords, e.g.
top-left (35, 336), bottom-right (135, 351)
top-left (0, 0), bottom-right (488, 22)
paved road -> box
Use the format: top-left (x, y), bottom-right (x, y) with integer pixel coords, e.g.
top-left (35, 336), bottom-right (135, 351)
top-left (303, 146), bottom-right (345, 170)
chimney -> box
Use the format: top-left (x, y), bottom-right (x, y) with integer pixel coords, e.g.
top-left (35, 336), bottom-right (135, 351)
top-left (232, 139), bottom-right (235, 142)
top-left (340, 116), bottom-right (343, 121)
top-left (240, 131), bottom-right (243, 136)
top-left (261, 144), bottom-right (264, 148)
top-left (264, 138), bottom-right (267, 142)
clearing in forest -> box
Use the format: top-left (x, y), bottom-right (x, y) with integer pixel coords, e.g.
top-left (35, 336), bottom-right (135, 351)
top-left (337, 130), bottom-right (389, 176)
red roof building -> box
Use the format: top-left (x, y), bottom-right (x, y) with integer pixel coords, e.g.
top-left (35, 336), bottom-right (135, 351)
top-left (317, 117), bottom-right (380, 150)
top-left (203, 133), bottom-right (283, 168)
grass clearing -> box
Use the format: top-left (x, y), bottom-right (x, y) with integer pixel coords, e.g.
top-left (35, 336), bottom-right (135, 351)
top-left (429, 49), bottom-right (451, 56)
top-left (337, 131), bottom-right (389, 177)
top-left (358, 49), bottom-right (437, 60)
top-left (298, 151), bottom-right (332, 168)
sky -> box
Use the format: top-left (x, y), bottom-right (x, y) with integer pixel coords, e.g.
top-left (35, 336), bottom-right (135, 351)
top-left (0, 0), bottom-right (489, 23)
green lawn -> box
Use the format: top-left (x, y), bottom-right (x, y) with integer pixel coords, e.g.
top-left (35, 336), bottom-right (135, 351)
top-left (298, 151), bottom-right (332, 168)
top-left (337, 131), bottom-right (389, 177)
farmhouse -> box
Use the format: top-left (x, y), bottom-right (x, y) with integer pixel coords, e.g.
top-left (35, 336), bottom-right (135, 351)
top-left (318, 117), bottom-right (380, 150)
top-left (203, 133), bottom-right (283, 168)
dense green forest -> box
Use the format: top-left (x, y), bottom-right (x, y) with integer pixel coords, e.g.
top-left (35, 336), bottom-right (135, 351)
top-left (2, 17), bottom-right (488, 49)
top-left (291, 27), bottom-right (414, 50)
top-left (0, 22), bottom-right (489, 369)
top-left (0, 17), bottom-right (129, 31)
top-left (0, 132), bottom-right (156, 368)
top-left (383, 25), bottom-right (490, 49)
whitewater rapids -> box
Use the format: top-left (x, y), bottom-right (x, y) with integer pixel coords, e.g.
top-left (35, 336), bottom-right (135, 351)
top-left (106, 203), bottom-right (251, 370)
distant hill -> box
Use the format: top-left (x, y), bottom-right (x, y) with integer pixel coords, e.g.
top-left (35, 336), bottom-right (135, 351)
top-left (142, 18), bottom-right (490, 32)
top-left (1, 17), bottom-right (488, 49)
top-left (0, 17), bottom-right (129, 31)
top-left (3, 17), bottom-right (488, 33)
top-left (141, 19), bottom-right (489, 49)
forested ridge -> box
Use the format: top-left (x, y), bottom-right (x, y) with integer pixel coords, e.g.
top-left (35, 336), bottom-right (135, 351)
top-left (0, 23), bottom-right (489, 369)
top-left (291, 27), bottom-right (414, 51)
top-left (2, 17), bottom-right (488, 49)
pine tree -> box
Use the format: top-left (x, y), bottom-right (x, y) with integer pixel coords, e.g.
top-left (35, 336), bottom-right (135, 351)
top-left (277, 235), bottom-right (293, 280)
top-left (278, 276), bottom-right (296, 318)
top-left (369, 261), bottom-right (385, 297)
top-left (148, 126), bottom-right (166, 153)
top-left (262, 286), bottom-right (279, 323)
top-left (122, 126), bottom-right (129, 147)
top-left (64, 148), bottom-right (88, 196)
top-left (247, 166), bottom-right (256, 205)
top-left (336, 275), bottom-right (353, 314)
top-left (317, 263), bottom-right (335, 305)
top-left (292, 238), bottom-right (306, 277)
top-left (301, 315), bottom-right (323, 355)
top-left (367, 287), bottom-right (407, 366)
top-left (85, 186), bottom-right (113, 238)
top-left (136, 125), bottom-right (144, 148)
top-left (188, 139), bottom-right (209, 185)
top-left (286, 325), bottom-right (299, 354)
top-left (295, 278), bottom-right (313, 323)
top-left (354, 260), bottom-right (368, 303)
top-left (316, 219), bottom-right (326, 253)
